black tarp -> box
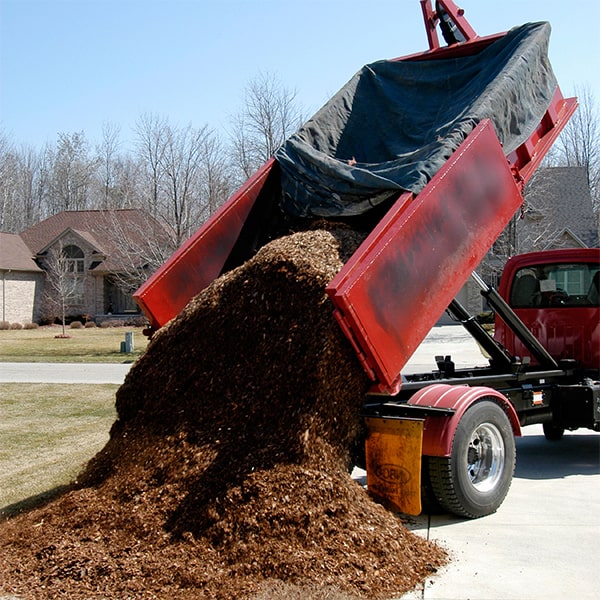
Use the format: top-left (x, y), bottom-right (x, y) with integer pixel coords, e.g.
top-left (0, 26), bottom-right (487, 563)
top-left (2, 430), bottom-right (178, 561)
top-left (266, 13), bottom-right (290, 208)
top-left (275, 22), bottom-right (557, 218)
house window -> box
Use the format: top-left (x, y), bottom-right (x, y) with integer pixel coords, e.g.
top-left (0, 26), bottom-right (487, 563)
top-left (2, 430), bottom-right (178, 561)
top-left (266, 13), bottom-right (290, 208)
top-left (63, 245), bottom-right (85, 274)
top-left (61, 245), bottom-right (85, 305)
top-left (70, 277), bottom-right (85, 305)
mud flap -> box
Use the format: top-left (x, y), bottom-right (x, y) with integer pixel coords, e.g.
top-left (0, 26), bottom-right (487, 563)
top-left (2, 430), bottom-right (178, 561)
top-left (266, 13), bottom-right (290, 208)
top-left (364, 416), bottom-right (424, 515)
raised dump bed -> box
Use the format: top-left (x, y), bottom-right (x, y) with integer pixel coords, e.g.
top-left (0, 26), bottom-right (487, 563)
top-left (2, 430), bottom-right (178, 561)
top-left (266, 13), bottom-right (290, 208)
top-left (134, 4), bottom-right (575, 394)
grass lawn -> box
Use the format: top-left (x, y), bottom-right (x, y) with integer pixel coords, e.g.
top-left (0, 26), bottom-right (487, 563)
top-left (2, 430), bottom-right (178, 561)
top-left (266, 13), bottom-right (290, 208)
top-left (0, 327), bottom-right (139, 515)
top-left (0, 325), bottom-right (149, 363)
top-left (0, 383), bottom-right (118, 514)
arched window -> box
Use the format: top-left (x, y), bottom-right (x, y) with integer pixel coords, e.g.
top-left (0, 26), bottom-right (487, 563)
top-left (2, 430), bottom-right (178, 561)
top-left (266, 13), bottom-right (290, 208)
top-left (62, 245), bottom-right (85, 273)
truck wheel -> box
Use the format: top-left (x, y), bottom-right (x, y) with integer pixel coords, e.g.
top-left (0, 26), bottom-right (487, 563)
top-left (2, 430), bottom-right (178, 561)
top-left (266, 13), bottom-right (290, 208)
top-left (543, 421), bottom-right (564, 441)
top-left (427, 400), bottom-right (516, 518)
top-left (420, 457), bottom-right (444, 514)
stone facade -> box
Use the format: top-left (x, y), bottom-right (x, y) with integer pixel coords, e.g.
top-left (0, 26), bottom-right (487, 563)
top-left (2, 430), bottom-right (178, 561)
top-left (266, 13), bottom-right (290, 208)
top-left (36, 230), bottom-right (97, 319)
top-left (0, 270), bottom-right (44, 324)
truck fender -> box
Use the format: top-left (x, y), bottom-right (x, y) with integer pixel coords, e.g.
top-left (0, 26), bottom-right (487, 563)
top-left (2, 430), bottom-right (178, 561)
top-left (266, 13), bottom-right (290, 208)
top-left (407, 383), bottom-right (521, 457)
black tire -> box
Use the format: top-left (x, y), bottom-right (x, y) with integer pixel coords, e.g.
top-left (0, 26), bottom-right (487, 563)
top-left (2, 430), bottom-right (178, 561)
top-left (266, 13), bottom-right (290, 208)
top-left (427, 400), bottom-right (516, 518)
top-left (420, 457), bottom-right (444, 514)
top-left (543, 421), bottom-right (565, 441)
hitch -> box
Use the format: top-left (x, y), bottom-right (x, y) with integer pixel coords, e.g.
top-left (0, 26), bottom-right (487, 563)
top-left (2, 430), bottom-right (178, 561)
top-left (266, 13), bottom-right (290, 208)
top-left (420, 0), bottom-right (477, 50)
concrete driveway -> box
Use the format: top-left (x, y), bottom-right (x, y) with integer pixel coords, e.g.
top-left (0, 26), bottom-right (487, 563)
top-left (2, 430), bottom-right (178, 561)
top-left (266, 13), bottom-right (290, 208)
top-left (349, 325), bottom-right (599, 600)
top-left (397, 424), bottom-right (600, 600)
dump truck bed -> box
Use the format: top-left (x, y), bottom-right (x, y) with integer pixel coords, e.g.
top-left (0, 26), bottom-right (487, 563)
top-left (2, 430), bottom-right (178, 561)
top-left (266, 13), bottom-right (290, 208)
top-left (134, 17), bottom-right (576, 394)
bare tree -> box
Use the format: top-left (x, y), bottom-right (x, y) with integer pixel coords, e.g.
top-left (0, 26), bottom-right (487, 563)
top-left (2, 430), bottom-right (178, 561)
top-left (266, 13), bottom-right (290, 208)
top-left (16, 146), bottom-right (45, 229)
top-left (159, 122), bottom-right (212, 245)
top-left (41, 242), bottom-right (85, 335)
top-left (198, 131), bottom-right (232, 221)
top-left (0, 134), bottom-right (46, 232)
top-left (97, 121), bottom-right (122, 208)
top-left (0, 131), bottom-right (16, 230)
top-left (547, 85), bottom-right (600, 222)
top-left (134, 113), bottom-right (168, 220)
top-left (134, 115), bottom-right (230, 246)
top-left (46, 132), bottom-right (98, 212)
top-left (229, 72), bottom-right (305, 180)
top-left (94, 210), bottom-right (176, 297)
top-left (109, 154), bottom-right (144, 209)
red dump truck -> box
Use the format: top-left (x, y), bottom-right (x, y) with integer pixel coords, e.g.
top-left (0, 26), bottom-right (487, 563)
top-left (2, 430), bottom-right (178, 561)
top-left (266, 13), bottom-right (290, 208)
top-left (134, 1), bottom-right (599, 518)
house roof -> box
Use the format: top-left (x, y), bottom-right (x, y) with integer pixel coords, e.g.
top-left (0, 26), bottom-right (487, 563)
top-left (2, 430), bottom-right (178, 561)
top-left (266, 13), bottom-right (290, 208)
top-left (0, 232), bottom-right (43, 272)
top-left (19, 209), bottom-right (171, 272)
top-left (545, 227), bottom-right (589, 249)
top-left (522, 167), bottom-right (599, 249)
top-left (72, 229), bottom-right (107, 255)
top-left (36, 227), bottom-right (107, 257)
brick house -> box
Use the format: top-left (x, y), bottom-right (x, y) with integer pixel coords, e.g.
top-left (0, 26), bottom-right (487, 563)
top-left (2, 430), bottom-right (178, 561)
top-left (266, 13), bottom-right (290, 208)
top-left (1, 209), bottom-right (172, 325)
top-left (0, 232), bottom-right (45, 324)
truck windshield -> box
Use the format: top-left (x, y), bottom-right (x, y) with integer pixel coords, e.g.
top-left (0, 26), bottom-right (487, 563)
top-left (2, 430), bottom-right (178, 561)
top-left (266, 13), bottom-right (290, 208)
top-left (510, 263), bottom-right (600, 308)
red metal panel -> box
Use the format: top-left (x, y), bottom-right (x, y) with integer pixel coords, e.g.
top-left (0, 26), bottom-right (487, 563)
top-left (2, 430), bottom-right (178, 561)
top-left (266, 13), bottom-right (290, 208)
top-left (507, 89), bottom-right (577, 185)
top-left (327, 120), bottom-right (523, 394)
top-left (134, 158), bottom-right (275, 330)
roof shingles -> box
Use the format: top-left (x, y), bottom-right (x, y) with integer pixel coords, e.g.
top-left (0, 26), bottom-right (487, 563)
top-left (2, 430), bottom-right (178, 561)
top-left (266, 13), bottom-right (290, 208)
top-left (18, 209), bottom-right (170, 272)
top-left (0, 232), bottom-right (43, 272)
top-left (523, 166), bottom-right (599, 249)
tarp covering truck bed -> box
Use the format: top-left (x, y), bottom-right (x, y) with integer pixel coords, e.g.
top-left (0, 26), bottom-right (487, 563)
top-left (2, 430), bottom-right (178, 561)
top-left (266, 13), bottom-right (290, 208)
top-left (134, 10), bottom-right (575, 394)
top-left (276, 22), bottom-right (556, 218)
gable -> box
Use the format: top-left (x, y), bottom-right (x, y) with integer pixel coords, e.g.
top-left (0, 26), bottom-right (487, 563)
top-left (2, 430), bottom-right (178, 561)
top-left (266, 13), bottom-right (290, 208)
top-left (36, 227), bottom-right (105, 257)
top-left (543, 228), bottom-right (588, 250)
top-left (20, 209), bottom-right (172, 272)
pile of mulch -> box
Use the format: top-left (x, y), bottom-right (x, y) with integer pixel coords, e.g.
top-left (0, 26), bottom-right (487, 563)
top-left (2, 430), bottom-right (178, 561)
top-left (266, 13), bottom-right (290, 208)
top-left (0, 228), bottom-right (447, 599)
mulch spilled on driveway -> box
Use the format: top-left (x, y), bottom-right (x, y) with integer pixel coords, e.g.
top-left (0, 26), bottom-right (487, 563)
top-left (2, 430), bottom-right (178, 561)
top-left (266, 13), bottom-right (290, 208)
top-left (0, 228), bottom-right (446, 599)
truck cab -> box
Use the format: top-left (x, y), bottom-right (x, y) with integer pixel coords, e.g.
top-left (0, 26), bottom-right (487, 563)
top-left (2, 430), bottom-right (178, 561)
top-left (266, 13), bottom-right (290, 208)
top-left (495, 248), bottom-right (600, 370)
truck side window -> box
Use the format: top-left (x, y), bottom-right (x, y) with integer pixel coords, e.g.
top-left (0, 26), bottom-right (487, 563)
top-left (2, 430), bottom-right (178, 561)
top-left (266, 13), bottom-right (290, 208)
top-left (511, 263), bottom-right (600, 308)
top-left (510, 272), bottom-right (540, 307)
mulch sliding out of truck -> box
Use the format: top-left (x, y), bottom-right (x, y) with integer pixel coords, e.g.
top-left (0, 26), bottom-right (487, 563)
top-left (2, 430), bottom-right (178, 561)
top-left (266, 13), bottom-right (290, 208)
top-left (0, 227), bottom-right (447, 600)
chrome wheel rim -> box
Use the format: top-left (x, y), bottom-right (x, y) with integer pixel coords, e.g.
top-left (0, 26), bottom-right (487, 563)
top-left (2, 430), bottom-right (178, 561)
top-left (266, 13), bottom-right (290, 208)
top-left (466, 422), bottom-right (505, 493)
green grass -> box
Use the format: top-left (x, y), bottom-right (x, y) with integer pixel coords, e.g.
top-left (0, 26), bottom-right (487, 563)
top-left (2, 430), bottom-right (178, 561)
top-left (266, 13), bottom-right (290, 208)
top-left (0, 383), bottom-right (118, 513)
top-left (0, 326), bottom-right (149, 363)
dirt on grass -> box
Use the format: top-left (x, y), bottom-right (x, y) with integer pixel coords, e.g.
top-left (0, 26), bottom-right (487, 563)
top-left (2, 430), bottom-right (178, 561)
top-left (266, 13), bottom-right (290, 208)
top-left (0, 228), bottom-right (447, 599)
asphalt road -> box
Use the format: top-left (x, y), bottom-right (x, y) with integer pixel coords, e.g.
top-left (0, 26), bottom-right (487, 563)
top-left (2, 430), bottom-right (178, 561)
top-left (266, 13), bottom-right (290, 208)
top-left (0, 361), bottom-right (131, 385)
top-left (0, 324), bottom-right (486, 385)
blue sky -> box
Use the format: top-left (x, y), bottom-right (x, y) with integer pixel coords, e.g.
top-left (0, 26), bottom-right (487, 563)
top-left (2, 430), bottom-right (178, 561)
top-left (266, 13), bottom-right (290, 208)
top-left (1, 0), bottom-right (599, 151)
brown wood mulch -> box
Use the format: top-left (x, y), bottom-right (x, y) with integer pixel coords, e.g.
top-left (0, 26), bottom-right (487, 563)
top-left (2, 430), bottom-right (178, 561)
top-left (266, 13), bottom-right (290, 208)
top-left (0, 228), bottom-right (447, 599)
